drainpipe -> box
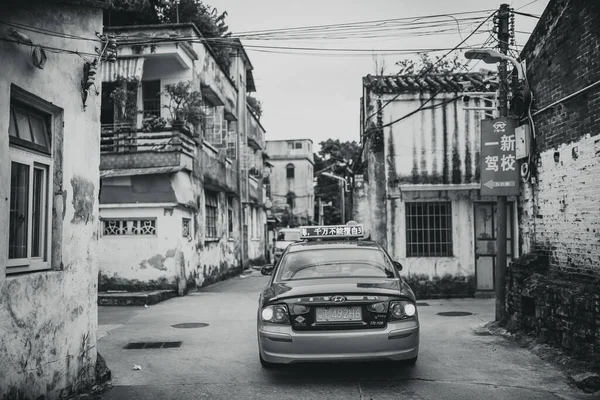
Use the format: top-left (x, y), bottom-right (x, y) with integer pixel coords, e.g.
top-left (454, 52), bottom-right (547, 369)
top-left (234, 52), bottom-right (244, 271)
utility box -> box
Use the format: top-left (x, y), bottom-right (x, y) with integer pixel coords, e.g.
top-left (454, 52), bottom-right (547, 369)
top-left (515, 124), bottom-right (531, 160)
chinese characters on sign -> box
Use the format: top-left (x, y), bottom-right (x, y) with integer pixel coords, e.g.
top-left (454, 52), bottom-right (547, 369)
top-left (480, 117), bottom-right (520, 196)
top-left (301, 225), bottom-right (364, 239)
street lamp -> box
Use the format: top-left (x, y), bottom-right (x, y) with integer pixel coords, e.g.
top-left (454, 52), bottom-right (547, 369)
top-left (465, 49), bottom-right (526, 82)
top-left (321, 172), bottom-right (350, 192)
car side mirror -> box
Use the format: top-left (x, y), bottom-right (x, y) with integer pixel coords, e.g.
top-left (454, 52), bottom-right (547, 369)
top-left (261, 266), bottom-right (274, 276)
top-left (393, 261), bottom-right (403, 271)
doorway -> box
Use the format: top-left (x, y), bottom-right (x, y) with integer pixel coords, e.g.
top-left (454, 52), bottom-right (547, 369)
top-left (473, 202), bottom-right (513, 291)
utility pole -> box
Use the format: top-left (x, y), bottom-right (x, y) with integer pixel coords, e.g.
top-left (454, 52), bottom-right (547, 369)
top-left (495, 3), bottom-right (511, 322)
top-left (318, 197), bottom-right (324, 225)
top-left (339, 181), bottom-right (345, 224)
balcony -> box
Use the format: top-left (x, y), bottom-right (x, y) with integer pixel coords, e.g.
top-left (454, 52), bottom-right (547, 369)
top-left (249, 175), bottom-right (262, 204)
top-left (202, 141), bottom-right (238, 194)
top-left (100, 125), bottom-right (197, 172)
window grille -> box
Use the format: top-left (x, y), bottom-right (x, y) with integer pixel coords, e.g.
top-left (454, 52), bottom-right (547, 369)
top-left (103, 219), bottom-right (156, 236)
top-left (205, 191), bottom-right (218, 238)
top-left (405, 202), bottom-right (453, 257)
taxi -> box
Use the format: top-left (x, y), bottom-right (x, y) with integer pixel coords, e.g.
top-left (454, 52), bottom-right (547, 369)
top-left (257, 222), bottom-right (419, 368)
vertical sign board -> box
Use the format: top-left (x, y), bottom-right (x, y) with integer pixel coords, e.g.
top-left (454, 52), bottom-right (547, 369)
top-left (480, 117), bottom-right (520, 196)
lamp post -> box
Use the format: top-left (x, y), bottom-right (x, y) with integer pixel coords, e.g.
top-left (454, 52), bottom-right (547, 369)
top-left (321, 172), bottom-right (349, 224)
top-left (464, 3), bottom-right (517, 322)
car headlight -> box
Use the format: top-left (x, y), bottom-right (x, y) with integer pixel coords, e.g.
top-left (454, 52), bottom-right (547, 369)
top-left (388, 301), bottom-right (417, 321)
top-left (261, 304), bottom-right (290, 324)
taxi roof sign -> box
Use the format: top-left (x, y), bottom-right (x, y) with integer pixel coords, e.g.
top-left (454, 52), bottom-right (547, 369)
top-left (300, 224), bottom-right (364, 239)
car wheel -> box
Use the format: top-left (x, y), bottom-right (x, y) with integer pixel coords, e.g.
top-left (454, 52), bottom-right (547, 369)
top-left (260, 353), bottom-right (276, 369)
top-left (404, 355), bottom-right (418, 365)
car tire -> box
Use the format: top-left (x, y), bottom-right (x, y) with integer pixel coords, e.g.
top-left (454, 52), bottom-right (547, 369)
top-left (260, 353), bottom-right (276, 369)
top-left (404, 355), bottom-right (418, 365)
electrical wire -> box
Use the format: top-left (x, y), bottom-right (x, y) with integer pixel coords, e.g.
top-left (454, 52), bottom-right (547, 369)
top-left (362, 10), bottom-right (497, 125)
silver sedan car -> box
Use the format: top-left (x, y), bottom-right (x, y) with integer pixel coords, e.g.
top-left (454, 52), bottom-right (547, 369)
top-left (257, 225), bottom-right (419, 368)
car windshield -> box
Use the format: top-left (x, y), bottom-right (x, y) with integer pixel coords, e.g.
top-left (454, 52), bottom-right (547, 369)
top-left (277, 248), bottom-right (396, 281)
top-left (277, 231), bottom-right (301, 241)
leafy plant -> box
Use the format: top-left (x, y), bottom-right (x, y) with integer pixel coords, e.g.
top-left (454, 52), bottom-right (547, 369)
top-left (142, 116), bottom-right (168, 131)
top-left (396, 52), bottom-right (468, 75)
top-left (110, 76), bottom-right (140, 124)
top-left (247, 95), bottom-right (262, 118)
top-left (162, 81), bottom-right (204, 127)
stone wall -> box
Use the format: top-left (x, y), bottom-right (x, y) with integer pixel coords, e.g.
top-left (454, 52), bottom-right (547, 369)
top-left (506, 254), bottom-right (600, 362)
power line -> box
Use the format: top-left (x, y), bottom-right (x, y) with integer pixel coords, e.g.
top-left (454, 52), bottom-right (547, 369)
top-left (362, 10), bottom-right (497, 126)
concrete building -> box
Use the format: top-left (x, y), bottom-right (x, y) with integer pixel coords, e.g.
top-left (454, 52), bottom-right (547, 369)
top-left (265, 139), bottom-right (315, 226)
top-left (0, 1), bottom-right (105, 398)
top-left (354, 72), bottom-right (506, 296)
top-left (98, 24), bottom-right (270, 294)
top-left (505, 0), bottom-right (600, 362)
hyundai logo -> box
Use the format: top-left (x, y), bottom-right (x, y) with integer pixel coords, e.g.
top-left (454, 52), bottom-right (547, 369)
top-left (331, 295), bottom-right (346, 303)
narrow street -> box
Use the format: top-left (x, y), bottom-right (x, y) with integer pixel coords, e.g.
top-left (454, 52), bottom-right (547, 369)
top-left (97, 270), bottom-right (588, 400)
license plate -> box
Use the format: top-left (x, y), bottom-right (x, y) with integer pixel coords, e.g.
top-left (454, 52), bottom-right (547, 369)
top-left (315, 306), bottom-right (362, 322)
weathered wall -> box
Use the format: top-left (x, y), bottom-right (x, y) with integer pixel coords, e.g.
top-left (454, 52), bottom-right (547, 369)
top-left (196, 191), bottom-right (241, 286)
top-left (518, 0), bottom-right (600, 280)
top-left (0, 4), bottom-right (102, 398)
top-left (386, 191), bottom-right (476, 279)
top-left (98, 206), bottom-right (196, 293)
top-left (266, 144), bottom-right (315, 225)
top-left (381, 93), bottom-right (486, 185)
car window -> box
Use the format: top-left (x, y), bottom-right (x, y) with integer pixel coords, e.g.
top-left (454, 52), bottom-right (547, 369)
top-left (276, 231), bottom-right (301, 241)
top-left (276, 248), bottom-right (396, 281)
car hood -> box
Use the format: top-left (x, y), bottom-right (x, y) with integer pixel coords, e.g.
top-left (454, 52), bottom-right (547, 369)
top-left (261, 278), bottom-right (416, 304)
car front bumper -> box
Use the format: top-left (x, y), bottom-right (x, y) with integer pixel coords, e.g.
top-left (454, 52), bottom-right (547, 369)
top-left (258, 319), bottom-right (419, 364)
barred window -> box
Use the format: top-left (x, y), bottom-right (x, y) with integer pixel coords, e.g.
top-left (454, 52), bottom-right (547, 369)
top-left (405, 202), bottom-right (453, 257)
top-left (227, 197), bottom-right (234, 237)
top-left (103, 219), bottom-right (156, 236)
top-left (205, 191), bottom-right (218, 239)
top-left (182, 218), bottom-right (191, 238)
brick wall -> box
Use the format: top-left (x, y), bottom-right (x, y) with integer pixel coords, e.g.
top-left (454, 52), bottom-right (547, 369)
top-left (518, 0), bottom-right (600, 280)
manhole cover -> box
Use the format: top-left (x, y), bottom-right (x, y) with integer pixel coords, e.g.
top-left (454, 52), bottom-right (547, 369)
top-left (437, 311), bottom-right (473, 317)
top-left (416, 302), bottom-right (430, 306)
top-left (124, 341), bottom-right (182, 349)
top-left (171, 323), bottom-right (210, 329)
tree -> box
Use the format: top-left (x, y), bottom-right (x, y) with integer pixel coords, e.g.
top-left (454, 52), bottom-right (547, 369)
top-left (396, 52), bottom-right (468, 75)
top-left (313, 140), bottom-right (360, 225)
top-left (105, 0), bottom-right (233, 69)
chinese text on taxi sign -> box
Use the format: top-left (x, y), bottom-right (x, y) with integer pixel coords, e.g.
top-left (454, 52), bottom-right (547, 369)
top-left (301, 225), bottom-right (364, 239)
top-left (480, 117), bottom-right (520, 196)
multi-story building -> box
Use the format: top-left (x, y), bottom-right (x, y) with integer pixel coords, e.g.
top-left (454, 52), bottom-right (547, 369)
top-left (97, 23), bottom-right (270, 294)
top-left (0, 1), bottom-right (105, 397)
top-left (354, 71), bottom-right (502, 296)
top-left (266, 139), bottom-right (315, 226)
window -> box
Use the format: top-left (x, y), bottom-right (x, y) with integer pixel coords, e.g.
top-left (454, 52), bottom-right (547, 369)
top-left (295, 142), bottom-right (302, 149)
top-left (8, 98), bottom-right (54, 273)
top-left (142, 80), bottom-right (161, 119)
top-left (203, 105), bottom-right (226, 147)
top-left (227, 197), bottom-right (234, 237)
top-left (205, 191), bottom-right (218, 239)
top-left (251, 207), bottom-right (258, 239)
top-left (288, 142), bottom-right (294, 150)
top-left (226, 122), bottom-right (237, 159)
top-left (286, 164), bottom-right (295, 179)
top-left (405, 202), bottom-right (453, 257)
top-left (182, 218), bottom-right (191, 238)
top-left (103, 219), bottom-right (156, 236)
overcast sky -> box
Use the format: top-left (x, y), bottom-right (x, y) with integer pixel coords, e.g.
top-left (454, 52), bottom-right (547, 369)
top-left (215, 0), bottom-right (550, 150)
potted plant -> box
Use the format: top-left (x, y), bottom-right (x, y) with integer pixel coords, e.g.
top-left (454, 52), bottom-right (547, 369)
top-left (162, 81), bottom-right (204, 134)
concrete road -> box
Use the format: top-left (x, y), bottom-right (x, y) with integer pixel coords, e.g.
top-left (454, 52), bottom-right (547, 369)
top-left (97, 270), bottom-right (591, 400)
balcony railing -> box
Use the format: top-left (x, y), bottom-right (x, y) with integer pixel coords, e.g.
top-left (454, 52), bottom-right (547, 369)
top-left (100, 124), bottom-right (197, 171)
